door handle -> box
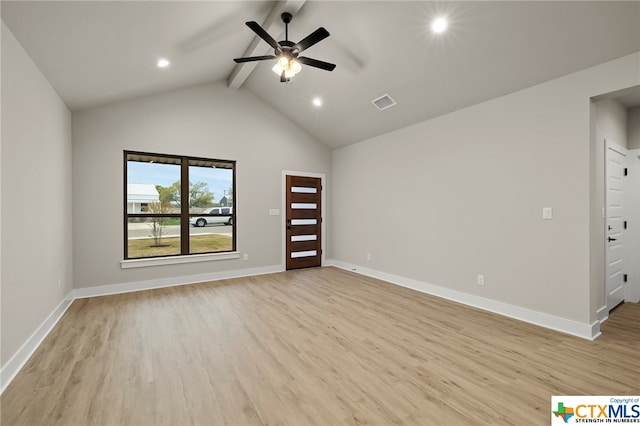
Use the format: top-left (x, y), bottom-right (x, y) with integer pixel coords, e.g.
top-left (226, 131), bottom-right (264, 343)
top-left (608, 237), bottom-right (617, 242)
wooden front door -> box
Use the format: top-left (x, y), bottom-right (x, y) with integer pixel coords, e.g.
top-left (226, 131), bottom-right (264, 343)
top-left (286, 175), bottom-right (322, 270)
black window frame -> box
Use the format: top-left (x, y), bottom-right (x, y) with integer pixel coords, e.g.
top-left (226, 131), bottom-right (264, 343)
top-left (124, 150), bottom-right (236, 260)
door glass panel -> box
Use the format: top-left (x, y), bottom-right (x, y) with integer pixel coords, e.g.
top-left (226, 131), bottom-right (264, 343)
top-left (291, 186), bottom-right (317, 193)
top-left (291, 235), bottom-right (317, 242)
top-left (291, 250), bottom-right (317, 258)
top-left (291, 203), bottom-right (317, 209)
top-left (291, 219), bottom-right (317, 225)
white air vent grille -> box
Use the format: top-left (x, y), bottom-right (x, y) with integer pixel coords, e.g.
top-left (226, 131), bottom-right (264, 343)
top-left (371, 94), bottom-right (396, 111)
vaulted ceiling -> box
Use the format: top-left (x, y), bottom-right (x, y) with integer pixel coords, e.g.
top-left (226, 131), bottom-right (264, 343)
top-left (2, 1), bottom-right (639, 148)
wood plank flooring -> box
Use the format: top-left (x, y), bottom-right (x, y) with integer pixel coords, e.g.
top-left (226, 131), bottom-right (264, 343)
top-left (2, 267), bottom-right (639, 425)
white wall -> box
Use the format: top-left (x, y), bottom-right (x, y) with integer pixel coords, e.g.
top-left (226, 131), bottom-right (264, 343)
top-left (628, 106), bottom-right (640, 149)
top-left (72, 81), bottom-right (331, 289)
top-left (594, 99), bottom-right (627, 147)
top-left (331, 53), bottom-right (639, 327)
top-left (1, 22), bottom-right (73, 365)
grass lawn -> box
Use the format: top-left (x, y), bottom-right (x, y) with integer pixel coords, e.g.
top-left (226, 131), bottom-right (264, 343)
top-left (128, 234), bottom-right (232, 258)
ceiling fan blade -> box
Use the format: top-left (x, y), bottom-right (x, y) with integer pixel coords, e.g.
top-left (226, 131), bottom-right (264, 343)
top-left (245, 21), bottom-right (280, 51)
top-left (293, 27), bottom-right (330, 53)
top-left (297, 56), bottom-right (336, 72)
top-left (234, 55), bottom-right (276, 63)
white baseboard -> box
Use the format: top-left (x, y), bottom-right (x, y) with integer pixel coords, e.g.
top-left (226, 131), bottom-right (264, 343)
top-left (596, 305), bottom-right (609, 324)
top-left (73, 264), bottom-right (284, 299)
top-left (328, 260), bottom-right (600, 341)
top-left (1, 292), bottom-right (74, 394)
top-left (1, 264), bottom-right (284, 395)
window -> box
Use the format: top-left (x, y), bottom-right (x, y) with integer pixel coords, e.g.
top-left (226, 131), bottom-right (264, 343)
top-left (124, 151), bottom-right (236, 260)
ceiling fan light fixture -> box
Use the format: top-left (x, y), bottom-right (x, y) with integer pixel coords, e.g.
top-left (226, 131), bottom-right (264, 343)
top-left (289, 59), bottom-right (302, 74)
top-left (277, 55), bottom-right (290, 69)
top-left (272, 58), bottom-right (302, 79)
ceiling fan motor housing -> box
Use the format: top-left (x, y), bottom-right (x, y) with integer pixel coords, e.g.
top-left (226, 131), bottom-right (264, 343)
top-left (277, 40), bottom-right (297, 58)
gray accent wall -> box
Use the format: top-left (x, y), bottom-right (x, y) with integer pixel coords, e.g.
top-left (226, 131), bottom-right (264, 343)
top-left (1, 23), bottom-right (73, 365)
top-left (72, 81), bottom-right (331, 289)
top-left (331, 53), bottom-right (639, 325)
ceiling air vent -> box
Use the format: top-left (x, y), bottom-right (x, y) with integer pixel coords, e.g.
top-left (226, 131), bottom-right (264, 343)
top-left (371, 94), bottom-right (396, 111)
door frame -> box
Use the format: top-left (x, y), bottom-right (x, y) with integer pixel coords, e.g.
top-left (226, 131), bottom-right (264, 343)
top-left (281, 170), bottom-right (326, 271)
top-left (604, 139), bottom-right (628, 311)
top-left (626, 149), bottom-right (640, 303)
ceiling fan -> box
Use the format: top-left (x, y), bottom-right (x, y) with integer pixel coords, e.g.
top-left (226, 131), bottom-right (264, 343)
top-left (234, 12), bottom-right (336, 83)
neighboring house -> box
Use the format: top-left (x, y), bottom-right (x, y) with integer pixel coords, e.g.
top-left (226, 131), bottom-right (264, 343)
top-left (127, 183), bottom-right (159, 213)
top-left (219, 195), bottom-right (229, 207)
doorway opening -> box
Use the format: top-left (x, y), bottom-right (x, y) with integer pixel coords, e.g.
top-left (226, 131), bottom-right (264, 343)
top-left (594, 86), bottom-right (640, 325)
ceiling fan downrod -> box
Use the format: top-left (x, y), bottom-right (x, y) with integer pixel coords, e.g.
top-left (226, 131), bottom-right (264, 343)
top-left (282, 12), bottom-right (292, 42)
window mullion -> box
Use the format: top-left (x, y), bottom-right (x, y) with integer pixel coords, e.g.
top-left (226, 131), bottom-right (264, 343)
top-left (180, 158), bottom-right (190, 255)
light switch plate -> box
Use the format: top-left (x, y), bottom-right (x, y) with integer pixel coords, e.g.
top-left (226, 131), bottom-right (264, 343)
top-left (269, 209), bottom-right (280, 216)
top-left (542, 207), bottom-right (553, 220)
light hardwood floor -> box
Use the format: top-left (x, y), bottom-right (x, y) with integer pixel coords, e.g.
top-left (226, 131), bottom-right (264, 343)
top-left (2, 267), bottom-right (639, 425)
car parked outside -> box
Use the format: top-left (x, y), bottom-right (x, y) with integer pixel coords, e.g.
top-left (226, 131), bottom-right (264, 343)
top-left (189, 207), bottom-right (233, 227)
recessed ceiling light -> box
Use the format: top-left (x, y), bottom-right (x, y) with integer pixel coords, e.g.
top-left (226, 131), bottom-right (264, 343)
top-left (312, 97), bottom-right (323, 107)
top-left (431, 17), bottom-right (448, 34)
top-left (157, 58), bottom-right (170, 68)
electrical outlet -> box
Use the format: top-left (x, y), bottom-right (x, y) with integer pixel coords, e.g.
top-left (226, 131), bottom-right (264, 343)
top-left (58, 279), bottom-right (62, 289)
top-left (243, 253), bottom-right (249, 261)
top-left (542, 207), bottom-right (553, 220)
top-left (477, 274), bottom-right (485, 286)
top-left (366, 253), bottom-right (371, 261)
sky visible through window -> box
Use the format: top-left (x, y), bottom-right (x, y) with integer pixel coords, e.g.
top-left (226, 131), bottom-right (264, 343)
top-left (128, 161), bottom-right (233, 204)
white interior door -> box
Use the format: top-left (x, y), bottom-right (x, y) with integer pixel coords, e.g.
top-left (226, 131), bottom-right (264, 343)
top-left (605, 141), bottom-right (627, 311)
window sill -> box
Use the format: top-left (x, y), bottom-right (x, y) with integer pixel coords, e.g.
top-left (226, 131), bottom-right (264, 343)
top-left (121, 251), bottom-right (240, 269)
